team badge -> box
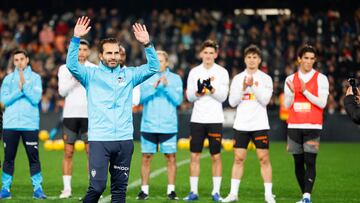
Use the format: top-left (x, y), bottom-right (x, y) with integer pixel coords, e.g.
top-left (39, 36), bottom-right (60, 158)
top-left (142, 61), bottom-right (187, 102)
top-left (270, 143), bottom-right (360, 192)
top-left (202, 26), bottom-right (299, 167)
top-left (91, 169), bottom-right (96, 177)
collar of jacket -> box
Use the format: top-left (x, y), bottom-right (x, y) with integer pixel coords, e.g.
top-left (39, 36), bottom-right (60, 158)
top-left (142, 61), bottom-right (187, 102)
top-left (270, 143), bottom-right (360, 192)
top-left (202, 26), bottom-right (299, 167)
top-left (14, 65), bottom-right (32, 74)
top-left (158, 67), bottom-right (170, 76)
top-left (99, 61), bottom-right (122, 73)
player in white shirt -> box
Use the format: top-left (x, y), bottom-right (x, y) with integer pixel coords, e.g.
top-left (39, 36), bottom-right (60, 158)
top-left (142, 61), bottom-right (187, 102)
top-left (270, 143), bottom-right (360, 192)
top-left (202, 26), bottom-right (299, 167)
top-left (223, 45), bottom-right (276, 203)
top-left (284, 45), bottom-right (329, 203)
top-left (119, 45), bottom-right (141, 106)
top-left (184, 40), bottom-right (229, 202)
top-left (58, 39), bottom-right (97, 198)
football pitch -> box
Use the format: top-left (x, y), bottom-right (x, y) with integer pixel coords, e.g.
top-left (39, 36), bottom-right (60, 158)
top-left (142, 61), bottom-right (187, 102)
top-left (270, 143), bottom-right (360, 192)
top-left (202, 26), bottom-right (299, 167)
top-left (1, 142), bottom-right (360, 203)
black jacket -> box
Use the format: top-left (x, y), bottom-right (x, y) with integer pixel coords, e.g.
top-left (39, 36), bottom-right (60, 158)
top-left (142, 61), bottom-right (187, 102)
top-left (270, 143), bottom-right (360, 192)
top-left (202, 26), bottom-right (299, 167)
top-left (344, 95), bottom-right (360, 124)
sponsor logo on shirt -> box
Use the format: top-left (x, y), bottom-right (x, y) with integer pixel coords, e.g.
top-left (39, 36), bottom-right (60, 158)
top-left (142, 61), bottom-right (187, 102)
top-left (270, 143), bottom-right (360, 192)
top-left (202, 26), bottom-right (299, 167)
top-left (293, 102), bottom-right (311, 112)
top-left (242, 93), bottom-right (255, 101)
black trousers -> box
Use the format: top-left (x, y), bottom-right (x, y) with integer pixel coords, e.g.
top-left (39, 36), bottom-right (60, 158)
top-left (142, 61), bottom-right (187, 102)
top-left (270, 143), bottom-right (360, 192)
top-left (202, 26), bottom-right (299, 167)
top-left (2, 130), bottom-right (41, 176)
top-left (83, 140), bottom-right (134, 203)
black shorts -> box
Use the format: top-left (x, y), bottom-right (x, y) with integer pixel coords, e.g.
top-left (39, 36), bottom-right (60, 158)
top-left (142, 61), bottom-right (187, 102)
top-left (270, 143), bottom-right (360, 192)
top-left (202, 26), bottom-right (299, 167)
top-left (62, 118), bottom-right (88, 144)
top-left (233, 130), bottom-right (269, 149)
top-left (190, 122), bottom-right (222, 155)
top-left (287, 128), bottom-right (321, 154)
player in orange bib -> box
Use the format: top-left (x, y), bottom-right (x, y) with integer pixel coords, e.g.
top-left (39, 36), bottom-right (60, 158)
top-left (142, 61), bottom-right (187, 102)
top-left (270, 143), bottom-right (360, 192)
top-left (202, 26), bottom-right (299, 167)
top-left (284, 45), bottom-right (329, 203)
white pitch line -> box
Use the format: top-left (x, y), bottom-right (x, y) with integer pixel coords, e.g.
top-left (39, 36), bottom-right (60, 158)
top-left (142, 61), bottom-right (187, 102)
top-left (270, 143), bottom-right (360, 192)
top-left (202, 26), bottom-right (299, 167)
top-left (99, 153), bottom-right (210, 203)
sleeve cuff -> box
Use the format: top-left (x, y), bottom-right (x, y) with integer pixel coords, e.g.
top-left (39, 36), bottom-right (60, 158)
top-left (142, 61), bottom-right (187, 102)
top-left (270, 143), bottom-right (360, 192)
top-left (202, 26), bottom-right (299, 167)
top-left (302, 90), bottom-right (310, 97)
top-left (71, 37), bottom-right (81, 44)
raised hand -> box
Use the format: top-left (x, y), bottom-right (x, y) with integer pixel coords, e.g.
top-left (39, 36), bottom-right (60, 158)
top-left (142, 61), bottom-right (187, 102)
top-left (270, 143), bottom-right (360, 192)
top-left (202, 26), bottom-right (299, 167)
top-left (203, 78), bottom-right (213, 91)
top-left (243, 75), bottom-right (253, 91)
top-left (74, 16), bottom-right (91, 38)
top-left (18, 68), bottom-right (25, 90)
top-left (197, 79), bottom-right (205, 94)
top-left (132, 23), bottom-right (150, 45)
top-left (160, 76), bottom-right (168, 86)
top-left (299, 78), bottom-right (306, 93)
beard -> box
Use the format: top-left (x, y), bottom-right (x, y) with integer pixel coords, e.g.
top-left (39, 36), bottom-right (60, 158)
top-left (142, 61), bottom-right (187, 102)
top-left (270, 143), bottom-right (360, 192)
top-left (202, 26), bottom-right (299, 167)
top-left (102, 59), bottom-right (120, 68)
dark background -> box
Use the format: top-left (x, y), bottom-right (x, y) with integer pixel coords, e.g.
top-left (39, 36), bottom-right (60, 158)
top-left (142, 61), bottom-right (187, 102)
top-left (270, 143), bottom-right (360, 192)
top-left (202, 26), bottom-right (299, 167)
top-left (1, 0), bottom-right (358, 13)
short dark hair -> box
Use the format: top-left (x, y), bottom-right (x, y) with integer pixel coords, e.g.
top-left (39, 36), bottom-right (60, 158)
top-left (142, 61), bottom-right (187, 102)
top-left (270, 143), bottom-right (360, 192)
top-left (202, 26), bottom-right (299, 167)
top-left (99, 38), bottom-right (119, 53)
top-left (80, 39), bottom-right (90, 47)
top-left (244, 44), bottom-right (262, 58)
top-left (201, 40), bottom-right (218, 52)
top-left (12, 49), bottom-right (29, 58)
top-left (298, 44), bottom-right (317, 58)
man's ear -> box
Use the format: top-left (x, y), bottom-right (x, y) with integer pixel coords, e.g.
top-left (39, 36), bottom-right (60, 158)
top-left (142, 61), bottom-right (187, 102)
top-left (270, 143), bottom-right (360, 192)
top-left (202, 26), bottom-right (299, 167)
top-left (98, 53), bottom-right (103, 61)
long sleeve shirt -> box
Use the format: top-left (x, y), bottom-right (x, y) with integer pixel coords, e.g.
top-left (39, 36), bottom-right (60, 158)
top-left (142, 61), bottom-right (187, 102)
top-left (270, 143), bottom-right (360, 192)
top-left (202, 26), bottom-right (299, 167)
top-left (58, 61), bottom-right (97, 118)
top-left (284, 69), bottom-right (329, 129)
top-left (186, 63), bottom-right (229, 123)
top-left (1, 66), bottom-right (42, 130)
top-left (66, 37), bottom-right (160, 141)
top-left (229, 70), bottom-right (273, 131)
top-left (140, 68), bottom-right (183, 133)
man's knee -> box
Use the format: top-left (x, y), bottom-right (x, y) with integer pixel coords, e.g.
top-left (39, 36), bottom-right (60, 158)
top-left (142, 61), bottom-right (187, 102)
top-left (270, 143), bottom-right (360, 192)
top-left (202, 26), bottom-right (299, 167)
top-left (64, 149), bottom-right (74, 159)
top-left (142, 153), bottom-right (153, 163)
top-left (191, 153), bottom-right (201, 162)
top-left (165, 154), bottom-right (176, 163)
top-left (91, 180), bottom-right (107, 194)
top-left (211, 153), bottom-right (221, 163)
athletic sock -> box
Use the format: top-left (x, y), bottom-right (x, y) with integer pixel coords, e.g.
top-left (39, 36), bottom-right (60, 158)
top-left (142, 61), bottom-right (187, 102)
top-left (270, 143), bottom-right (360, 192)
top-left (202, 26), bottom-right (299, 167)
top-left (293, 154), bottom-right (305, 193)
top-left (141, 185), bottom-right (149, 195)
top-left (230, 179), bottom-right (240, 196)
top-left (190, 176), bottom-right (199, 194)
top-left (167, 184), bottom-right (175, 195)
top-left (212, 176), bottom-right (222, 195)
top-left (63, 175), bottom-right (72, 191)
top-left (304, 152), bottom-right (317, 194)
top-left (264, 182), bottom-right (273, 196)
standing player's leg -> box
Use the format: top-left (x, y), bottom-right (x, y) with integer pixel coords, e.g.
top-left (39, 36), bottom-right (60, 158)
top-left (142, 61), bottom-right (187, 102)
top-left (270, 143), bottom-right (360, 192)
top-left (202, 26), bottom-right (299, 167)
top-left (137, 133), bottom-right (157, 200)
top-left (287, 129), bottom-right (306, 202)
top-left (222, 130), bottom-right (249, 203)
top-left (184, 123), bottom-right (206, 201)
top-left (159, 134), bottom-right (178, 200)
top-left (21, 130), bottom-right (47, 199)
top-left (109, 140), bottom-right (134, 203)
top-left (83, 141), bottom-right (109, 203)
top-left (252, 131), bottom-right (275, 203)
top-left (60, 118), bottom-right (80, 198)
top-left (0, 130), bottom-right (20, 199)
top-left (302, 130), bottom-right (321, 202)
top-left (208, 123), bottom-right (223, 201)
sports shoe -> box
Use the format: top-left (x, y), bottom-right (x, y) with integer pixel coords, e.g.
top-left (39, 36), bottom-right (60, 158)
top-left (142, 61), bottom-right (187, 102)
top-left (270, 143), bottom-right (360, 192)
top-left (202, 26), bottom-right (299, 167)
top-left (167, 191), bottom-right (179, 200)
top-left (212, 193), bottom-right (222, 202)
top-left (136, 191), bottom-right (149, 200)
top-left (59, 189), bottom-right (72, 199)
top-left (265, 194), bottom-right (276, 203)
top-left (221, 194), bottom-right (238, 202)
top-left (0, 189), bottom-right (11, 199)
top-left (301, 198), bottom-right (312, 203)
top-left (33, 188), bottom-right (47, 199)
top-left (183, 192), bottom-right (199, 201)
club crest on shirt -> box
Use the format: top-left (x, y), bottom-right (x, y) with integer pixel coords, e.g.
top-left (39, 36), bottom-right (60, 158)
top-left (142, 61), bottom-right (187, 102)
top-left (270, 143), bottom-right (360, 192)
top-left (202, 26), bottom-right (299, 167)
top-left (117, 76), bottom-right (125, 83)
top-left (91, 169), bottom-right (96, 177)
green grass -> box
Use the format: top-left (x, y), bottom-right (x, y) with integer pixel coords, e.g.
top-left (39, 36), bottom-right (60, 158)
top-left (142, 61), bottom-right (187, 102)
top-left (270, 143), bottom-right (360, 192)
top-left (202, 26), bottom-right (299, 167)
top-left (1, 142), bottom-right (360, 202)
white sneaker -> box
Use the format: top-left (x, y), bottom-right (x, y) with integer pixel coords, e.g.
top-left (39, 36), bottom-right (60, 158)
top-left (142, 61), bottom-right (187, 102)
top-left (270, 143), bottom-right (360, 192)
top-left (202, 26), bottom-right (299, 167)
top-left (221, 194), bottom-right (238, 202)
top-left (59, 190), bottom-right (72, 199)
top-left (265, 194), bottom-right (276, 203)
